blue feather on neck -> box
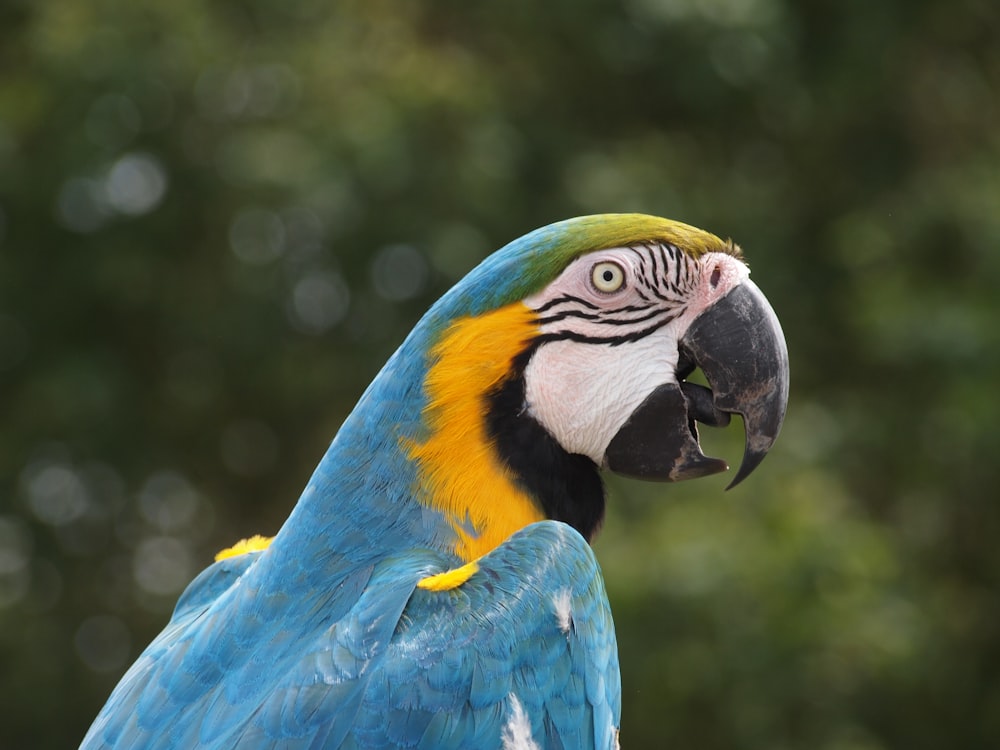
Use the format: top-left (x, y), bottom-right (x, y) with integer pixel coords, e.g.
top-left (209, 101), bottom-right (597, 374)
top-left (254, 217), bottom-right (598, 586)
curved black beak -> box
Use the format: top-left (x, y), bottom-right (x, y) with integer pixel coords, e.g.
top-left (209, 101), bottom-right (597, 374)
top-left (681, 279), bottom-right (789, 487)
top-left (604, 279), bottom-right (789, 488)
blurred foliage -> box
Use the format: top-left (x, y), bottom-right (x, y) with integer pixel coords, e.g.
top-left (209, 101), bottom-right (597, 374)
top-left (1, 0), bottom-right (999, 747)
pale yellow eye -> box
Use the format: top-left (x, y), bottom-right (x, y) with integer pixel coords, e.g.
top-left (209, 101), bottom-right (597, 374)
top-left (591, 261), bottom-right (626, 293)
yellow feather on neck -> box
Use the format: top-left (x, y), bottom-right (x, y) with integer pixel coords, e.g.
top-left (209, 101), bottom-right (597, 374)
top-left (407, 303), bottom-right (545, 561)
top-left (214, 534), bottom-right (274, 561)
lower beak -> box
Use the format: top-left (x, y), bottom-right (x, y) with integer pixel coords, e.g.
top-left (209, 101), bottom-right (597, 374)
top-left (604, 279), bottom-right (789, 488)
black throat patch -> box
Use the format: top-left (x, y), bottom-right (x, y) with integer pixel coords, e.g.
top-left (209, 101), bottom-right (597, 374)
top-left (484, 349), bottom-right (607, 542)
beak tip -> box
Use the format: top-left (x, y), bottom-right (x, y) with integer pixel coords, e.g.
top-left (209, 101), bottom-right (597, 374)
top-left (724, 449), bottom-right (768, 490)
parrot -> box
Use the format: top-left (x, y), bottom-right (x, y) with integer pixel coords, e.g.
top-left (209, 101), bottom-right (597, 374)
top-left (81, 213), bottom-right (788, 750)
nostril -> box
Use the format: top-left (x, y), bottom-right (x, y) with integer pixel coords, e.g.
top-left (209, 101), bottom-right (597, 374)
top-left (710, 265), bottom-right (722, 289)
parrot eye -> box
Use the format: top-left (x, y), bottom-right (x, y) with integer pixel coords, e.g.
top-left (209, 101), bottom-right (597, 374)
top-left (590, 261), bottom-right (626, 294)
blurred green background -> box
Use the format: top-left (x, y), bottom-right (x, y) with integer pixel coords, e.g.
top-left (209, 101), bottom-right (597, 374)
top-left (2, 0), bottom-right (999, 747)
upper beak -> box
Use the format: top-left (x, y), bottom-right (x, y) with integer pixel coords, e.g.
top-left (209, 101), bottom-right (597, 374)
top-left (604, 279), bottom-right (789, 488)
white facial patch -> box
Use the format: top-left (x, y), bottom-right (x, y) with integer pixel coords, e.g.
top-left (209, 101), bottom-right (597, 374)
top-left (524, 326), bottom-right (679, 464)
top-left (521, 245), bottom-right (752, 465)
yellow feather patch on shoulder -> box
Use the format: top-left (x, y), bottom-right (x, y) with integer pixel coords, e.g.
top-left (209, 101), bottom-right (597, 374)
top-left (417, 560), bottom-right (480, 591)
top-left (214, 534), bottom-right (274, 562)
top-left (408, 302), bottom-right (545, 562)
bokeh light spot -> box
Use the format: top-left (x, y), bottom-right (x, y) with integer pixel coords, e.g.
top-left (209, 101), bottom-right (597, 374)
top-left (104, 152), bottom-right (168, 216)
top-left (195, 64), bottom-right (301, 121)
top-left (55, 177), bottom-right (110, 233)
top-left (371, 244), bottom-right (428, 302)
top-left (138, 471), bottom-right (199, 533)
top-left (22, 462), bottom-right (90, 526)
top-left (133, 536), bottom-right (193, 596)
top-left (0, 517), bottom-right (32, 609)
top-left (74, 615), bottom-right (131, 674)
top-left (229, 207), bottom-right (286, 265)
top-left (709, 30), bottom-right (770, 87)
top-left (288, 271), bottom-right (350, 334)
top-left (85, 94), bottom-right (141, 150)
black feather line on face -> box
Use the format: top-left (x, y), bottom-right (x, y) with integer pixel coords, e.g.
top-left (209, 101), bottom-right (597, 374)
top-left (533, 309), bottom-right (682, 347)
top-left (537, 303), bottom-right (672, 327)
top-left (484, 344), bottom-right (606, 543)
top-left (533, 293), bottom-right (601, 314)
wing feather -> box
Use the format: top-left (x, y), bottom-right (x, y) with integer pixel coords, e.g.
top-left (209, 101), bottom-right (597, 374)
top-left (82, 522), bottom-right (619, 750)
top-left (351, 521), bottom-right (620, 750)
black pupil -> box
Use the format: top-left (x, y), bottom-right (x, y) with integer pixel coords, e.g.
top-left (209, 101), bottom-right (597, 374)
top-left (602, 269), bottom-right (615, 282)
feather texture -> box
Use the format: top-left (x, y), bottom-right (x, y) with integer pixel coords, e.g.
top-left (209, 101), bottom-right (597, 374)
top-left (84, 524), bottom-right (619, 749)
top-left (82, 215), bottom-right (741, 750)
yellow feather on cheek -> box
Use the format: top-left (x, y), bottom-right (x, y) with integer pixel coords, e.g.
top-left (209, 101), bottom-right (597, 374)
top-left (407, 303), bottom-right (545, 561)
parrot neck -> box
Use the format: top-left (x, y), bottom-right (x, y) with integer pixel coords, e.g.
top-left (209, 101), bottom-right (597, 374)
top-left (405, 303), bottom-right (551, 561)
top-left (484, 350), bottom-right (607, 542)
top-left (268, 302), bottom-right (605, 577)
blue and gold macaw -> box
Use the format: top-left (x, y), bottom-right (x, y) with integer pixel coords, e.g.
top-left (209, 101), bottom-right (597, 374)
top-left (82, 214), bottom-right (788, 749)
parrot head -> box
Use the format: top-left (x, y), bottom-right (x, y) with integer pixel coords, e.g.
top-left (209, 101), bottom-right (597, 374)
top-left (396, 213), bottom-right (789, 561)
